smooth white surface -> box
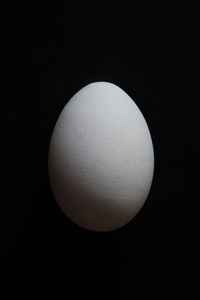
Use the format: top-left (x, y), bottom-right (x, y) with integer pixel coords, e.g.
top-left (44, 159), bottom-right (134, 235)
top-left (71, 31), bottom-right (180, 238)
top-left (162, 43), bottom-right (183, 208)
top-left (48, 82), bottom-right (154, 231)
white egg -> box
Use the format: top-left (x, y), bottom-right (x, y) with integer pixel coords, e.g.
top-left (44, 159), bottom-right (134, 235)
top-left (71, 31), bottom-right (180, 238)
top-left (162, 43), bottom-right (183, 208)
top-left (48, 82), bottom-right (154, 232)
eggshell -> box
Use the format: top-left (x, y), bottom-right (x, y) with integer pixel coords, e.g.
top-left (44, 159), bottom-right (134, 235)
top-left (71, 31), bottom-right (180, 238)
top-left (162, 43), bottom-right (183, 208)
top-left (48, 82), bottom-right (154, 231)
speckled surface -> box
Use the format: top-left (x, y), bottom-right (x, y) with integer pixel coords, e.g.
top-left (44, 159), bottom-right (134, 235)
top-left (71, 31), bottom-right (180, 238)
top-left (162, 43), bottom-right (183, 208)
top-left (48, 82), bottom-right (154, 231)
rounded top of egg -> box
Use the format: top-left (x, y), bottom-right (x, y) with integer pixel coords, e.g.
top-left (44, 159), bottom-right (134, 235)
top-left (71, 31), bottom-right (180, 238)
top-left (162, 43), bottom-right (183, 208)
top-left (48, 81), bottom-right (154, 232)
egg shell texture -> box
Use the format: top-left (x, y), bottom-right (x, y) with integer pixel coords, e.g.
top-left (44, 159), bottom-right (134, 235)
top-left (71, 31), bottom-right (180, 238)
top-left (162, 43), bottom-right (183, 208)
top-left (48, 82), bottom-right (154, 231)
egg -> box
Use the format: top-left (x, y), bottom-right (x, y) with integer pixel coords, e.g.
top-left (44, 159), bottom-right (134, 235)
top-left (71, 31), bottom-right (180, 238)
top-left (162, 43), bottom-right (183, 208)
top-left (48, 82), bottom-right (154, 232)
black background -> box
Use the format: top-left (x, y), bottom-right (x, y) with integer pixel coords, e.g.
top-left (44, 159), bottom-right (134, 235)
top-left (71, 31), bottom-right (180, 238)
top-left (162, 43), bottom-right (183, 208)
top-left (1, 5), bottom-right (198, 297)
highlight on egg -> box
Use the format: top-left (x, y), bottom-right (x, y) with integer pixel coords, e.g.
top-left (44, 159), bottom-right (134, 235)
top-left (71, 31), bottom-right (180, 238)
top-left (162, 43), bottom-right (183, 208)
top-left (48, 81), bottom-right (154, 232)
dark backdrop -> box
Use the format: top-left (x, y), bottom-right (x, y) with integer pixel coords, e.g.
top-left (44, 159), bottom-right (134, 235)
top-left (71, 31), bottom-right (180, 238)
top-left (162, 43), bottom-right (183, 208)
top-left (1, 5), bottom-right (197, 297)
